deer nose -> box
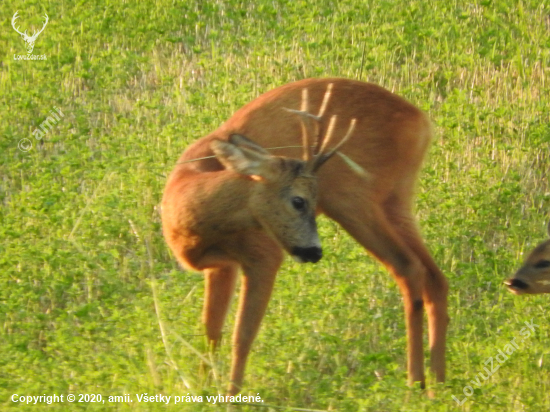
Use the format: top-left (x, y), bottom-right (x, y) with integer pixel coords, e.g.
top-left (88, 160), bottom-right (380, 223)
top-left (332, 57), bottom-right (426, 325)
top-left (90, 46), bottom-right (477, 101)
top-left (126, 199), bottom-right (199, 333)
top-left (291, 246), bottom-right (323, 263)
top-left (504, 278), bottom-right (529, 290)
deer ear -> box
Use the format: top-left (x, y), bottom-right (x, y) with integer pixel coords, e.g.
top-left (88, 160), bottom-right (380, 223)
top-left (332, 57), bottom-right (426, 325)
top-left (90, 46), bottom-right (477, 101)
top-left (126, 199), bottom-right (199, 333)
top-left (228, 134), bottom-right (269, 154)
top-left (211, 138), bottom-right (275, 181)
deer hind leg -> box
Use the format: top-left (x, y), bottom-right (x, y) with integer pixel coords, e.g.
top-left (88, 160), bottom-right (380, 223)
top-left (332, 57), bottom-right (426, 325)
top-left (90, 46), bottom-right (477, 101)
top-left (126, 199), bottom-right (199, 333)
top-left (323, 201), bottom-right (427, 387)
top-left (413, 245), bottom-right (448, 383)
top-left (203, 264), bottom-right (239, 348)
top-left (228, 232), bottom-right (284, 395)
top-left (383, 185), bottom-right (449, 383)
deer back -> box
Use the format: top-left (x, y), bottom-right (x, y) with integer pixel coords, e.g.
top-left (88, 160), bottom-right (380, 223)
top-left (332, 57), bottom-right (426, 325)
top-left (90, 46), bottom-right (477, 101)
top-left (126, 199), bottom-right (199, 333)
top-left (211, 78), bottom-right (433, 207)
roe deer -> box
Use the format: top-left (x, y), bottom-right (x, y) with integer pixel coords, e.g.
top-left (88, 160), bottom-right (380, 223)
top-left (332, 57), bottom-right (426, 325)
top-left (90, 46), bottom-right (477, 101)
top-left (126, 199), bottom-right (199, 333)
top-left (505, 220), bottom-right (550, 294)
top-left (162, 83), bottom-right (357, 394)
top-left (162, 78), bottom-right (449, 393)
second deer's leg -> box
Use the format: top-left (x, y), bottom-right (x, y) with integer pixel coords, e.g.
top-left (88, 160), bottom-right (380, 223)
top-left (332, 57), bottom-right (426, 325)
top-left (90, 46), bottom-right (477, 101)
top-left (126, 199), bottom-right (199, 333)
top-left (228, 232), bottom-right (284, 395)
top-left (323, 201), bottom-right (427, 387)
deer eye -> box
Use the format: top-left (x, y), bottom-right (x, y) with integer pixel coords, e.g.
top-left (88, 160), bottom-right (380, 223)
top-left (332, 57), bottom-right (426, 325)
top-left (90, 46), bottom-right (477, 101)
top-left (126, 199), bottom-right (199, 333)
top-left (291, 196), bottom-right (306, 211)
top-left (534, 260), bottom-right (550, 269)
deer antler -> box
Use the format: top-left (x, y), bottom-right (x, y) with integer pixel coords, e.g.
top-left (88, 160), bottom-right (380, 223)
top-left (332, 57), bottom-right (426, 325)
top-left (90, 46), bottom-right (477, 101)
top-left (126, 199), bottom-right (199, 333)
top-left (285, 83), bottom-right (357, 173)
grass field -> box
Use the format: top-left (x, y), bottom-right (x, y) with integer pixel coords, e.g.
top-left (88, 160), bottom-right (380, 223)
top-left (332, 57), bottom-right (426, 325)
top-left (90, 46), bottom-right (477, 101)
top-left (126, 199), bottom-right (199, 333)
top-left (1, 0), bottom-right (550, 411)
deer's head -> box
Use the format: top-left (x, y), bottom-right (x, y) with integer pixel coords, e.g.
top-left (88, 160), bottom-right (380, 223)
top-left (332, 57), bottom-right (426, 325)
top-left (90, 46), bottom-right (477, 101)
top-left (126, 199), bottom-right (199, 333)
top-left (211, 84), bottom-right (356, 263)
top-left (505, 220), bottom-right (550, 294)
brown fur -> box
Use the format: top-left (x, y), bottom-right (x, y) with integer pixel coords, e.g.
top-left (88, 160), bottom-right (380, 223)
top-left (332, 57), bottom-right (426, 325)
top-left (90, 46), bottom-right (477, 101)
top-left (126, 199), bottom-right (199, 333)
top-left (162, 78), bottom-right (449, 393)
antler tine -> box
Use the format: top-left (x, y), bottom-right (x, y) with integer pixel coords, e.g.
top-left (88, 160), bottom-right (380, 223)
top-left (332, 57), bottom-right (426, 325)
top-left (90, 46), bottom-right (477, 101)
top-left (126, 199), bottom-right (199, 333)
top-left (282, 109), bottom-right (316, 155)
top-left (299, 88), bottom-right (313, 162)
top-left (324, 118), bottom-right (357, 156)
top-left (312, 117), bottom-right (357, 172)
top-left (283, 88), bottom-right (317, 161)
top-left (300, 87), bottom-right (309, 112)
top-left (316, 82), bottom-right (333, 118)
top-left (312, 83), bottom-right (333, 154)
top-left (283, 108), bottom-right (320, 122)
top-left (316, 114), bottom-right (338, 157)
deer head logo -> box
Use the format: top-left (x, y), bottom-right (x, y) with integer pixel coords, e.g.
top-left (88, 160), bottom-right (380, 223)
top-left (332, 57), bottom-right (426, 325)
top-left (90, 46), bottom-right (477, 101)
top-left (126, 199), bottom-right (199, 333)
top-left (11, 11), bottom-right (49, 55)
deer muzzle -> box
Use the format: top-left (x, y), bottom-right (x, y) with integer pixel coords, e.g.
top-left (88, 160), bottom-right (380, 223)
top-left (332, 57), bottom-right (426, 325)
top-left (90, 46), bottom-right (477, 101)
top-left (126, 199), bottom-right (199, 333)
top-left (504, 278), bottom-right (529, 294)
top-left (291, 246), bottom-right (323, 263)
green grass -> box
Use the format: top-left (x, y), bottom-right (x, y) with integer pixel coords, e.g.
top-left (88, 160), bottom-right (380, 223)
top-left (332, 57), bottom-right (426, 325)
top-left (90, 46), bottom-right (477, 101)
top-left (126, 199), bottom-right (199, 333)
top-left (1, 0), bottom-right (550, 411)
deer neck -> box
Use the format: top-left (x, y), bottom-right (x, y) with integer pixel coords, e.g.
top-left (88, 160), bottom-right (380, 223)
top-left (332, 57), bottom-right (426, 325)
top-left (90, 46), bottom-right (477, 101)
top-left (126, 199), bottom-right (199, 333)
top-left (184, 171), bottom-right (263, 240)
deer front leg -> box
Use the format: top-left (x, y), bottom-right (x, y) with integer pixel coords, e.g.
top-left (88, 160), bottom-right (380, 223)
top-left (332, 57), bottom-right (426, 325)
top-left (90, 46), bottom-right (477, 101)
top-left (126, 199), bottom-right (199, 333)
top-left (228, 233), bottom-right (284, 395)
top-left (203, 264), bottom-right (239, 348)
